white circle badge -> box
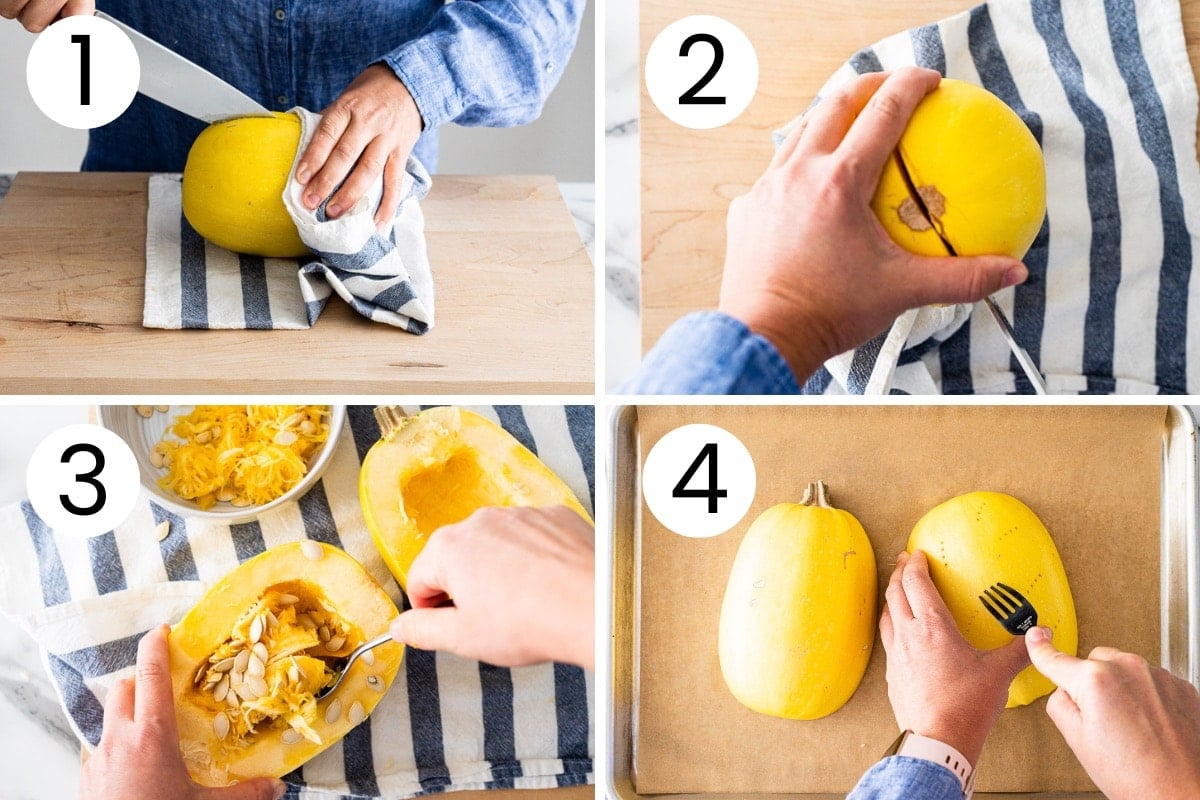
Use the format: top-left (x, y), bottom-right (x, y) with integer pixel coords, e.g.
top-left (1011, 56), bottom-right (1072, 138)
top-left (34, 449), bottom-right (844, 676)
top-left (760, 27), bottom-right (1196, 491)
top-left (644, 15), bottom-right (759, 130)
top-left (643, 423), bottom-right (756, 538)
top-left (27, 424), bottom-right (140, 538)
top-left (26, 14), bottom-right (140, 129)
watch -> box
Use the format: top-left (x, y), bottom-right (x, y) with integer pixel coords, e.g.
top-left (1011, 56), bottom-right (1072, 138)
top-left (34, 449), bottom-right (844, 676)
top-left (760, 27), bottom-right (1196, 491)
top-left (883, 729), bottom-right (976, 798)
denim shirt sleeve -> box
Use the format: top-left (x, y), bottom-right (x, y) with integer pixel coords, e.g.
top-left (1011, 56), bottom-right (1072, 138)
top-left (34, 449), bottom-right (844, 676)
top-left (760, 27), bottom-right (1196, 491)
top-left (620, 311), bottom-right (801, 395)
top-left (846, 757), bottom-right (965, 800)
top-left (380, 0), bottom-right (585, 130)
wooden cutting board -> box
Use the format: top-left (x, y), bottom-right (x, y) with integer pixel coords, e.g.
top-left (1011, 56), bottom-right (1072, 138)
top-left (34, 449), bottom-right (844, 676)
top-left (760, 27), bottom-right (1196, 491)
top-left (0, 172), bottom-right (593, 393)
top-left (640, 0), bottom-right (1200, 351)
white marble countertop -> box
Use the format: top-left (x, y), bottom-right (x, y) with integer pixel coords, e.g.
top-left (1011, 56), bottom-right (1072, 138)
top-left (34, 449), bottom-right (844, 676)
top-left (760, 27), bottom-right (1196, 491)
top-left (0, 406), bottom-right (91, 799)
top-left (604, 0), bottom-right (641, 391)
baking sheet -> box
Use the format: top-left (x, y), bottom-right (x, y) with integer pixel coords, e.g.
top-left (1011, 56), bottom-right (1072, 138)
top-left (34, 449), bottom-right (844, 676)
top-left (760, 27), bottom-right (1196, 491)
top-left (625, 406), bottom-right (1168, 796)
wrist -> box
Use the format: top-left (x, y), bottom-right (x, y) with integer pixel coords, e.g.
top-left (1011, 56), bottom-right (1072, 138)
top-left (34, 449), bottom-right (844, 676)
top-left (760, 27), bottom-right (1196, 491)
top-left (720, 304), bottom-right (828, 384)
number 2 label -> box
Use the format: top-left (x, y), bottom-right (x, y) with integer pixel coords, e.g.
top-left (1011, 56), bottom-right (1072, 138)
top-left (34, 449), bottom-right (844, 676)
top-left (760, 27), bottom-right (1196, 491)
top-left (644, 15), bottom-right (759, 130)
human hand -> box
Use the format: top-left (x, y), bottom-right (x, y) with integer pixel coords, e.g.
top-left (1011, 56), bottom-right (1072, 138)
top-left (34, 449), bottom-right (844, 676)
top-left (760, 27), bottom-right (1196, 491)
top-left (80, 625), bottom-right (285, 800)
top-left (0, 0), bottom-right (92, 33)
top-left (879, 550), bottom-right (1031, 766)
top-left (294, 63), bottom-right (424, 230)
top-left (1025, 626), bottom-right (1200, 800)
top-left (719, 67), bottom-right (1028, 382)
top-left (389, 506), bottom-right (594, 670)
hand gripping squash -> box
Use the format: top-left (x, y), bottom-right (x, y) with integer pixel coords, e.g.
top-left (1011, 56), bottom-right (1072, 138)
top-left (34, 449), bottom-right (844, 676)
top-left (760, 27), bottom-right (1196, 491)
top-left (718, 481), bottom-right (876, 720)
top-left (182, 111), bottom-right (309, 258)
top-left (359, 406), bottom-right (592, 590)
top-left (872, 78), bottom-right (1047, 260)
top-left (168, 542), bottom-right (404, 786)
top-left (907, 491), bottom-right (1078, 707)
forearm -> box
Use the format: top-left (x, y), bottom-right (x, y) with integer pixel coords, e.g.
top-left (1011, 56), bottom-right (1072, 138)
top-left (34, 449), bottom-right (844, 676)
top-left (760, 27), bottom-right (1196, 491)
top-left (847, 757), bottom-right (965, 800)
top-left (380, 0), bottom-right (584, 129)
top-left (622, 311), bottom-right (802, 395)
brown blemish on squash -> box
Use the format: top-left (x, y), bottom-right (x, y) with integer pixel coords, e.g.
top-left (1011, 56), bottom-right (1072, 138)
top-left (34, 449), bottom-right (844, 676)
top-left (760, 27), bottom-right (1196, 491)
top-left (898, 185), bottom-right (947, 232)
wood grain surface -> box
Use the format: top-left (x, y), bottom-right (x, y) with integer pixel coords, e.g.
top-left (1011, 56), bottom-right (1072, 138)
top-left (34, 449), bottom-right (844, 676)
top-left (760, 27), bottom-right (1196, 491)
top-left (639, 0), bottom-right (1200, 351)
top-left (0, 172), bottom-right (593, 393)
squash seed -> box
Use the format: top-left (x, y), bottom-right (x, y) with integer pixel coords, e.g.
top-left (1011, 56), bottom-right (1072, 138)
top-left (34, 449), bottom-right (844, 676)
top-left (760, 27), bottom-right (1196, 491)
top-left (149, 448), bottom-right (165, 469)
top-left (278, 594), bottom-right (300, 606)
top-left (273, 429), bottom-right (299, 446)
top-left (366, 675), bottom-right (384, 692)
top-left (287, 663), bottom-right (301, 684)
top-left (300, 540), bottom-right (324, 561)
top-left (153, 521), bottom-right (171, 542)
top-left (265, 609), bottom-right (279, 630)
top-left (134, 405), bottom-right (154, 418)
top-left (281, 729), bottom-right (303, 745)
top-left (252, 642), bottom-right (269, 664)
top-left (300, 420), bottom-right (317, 435)
top-left (249, 615), bottom-right (264, 644)
top-left (215, 487), bottom-right (236, 503)
top-left (247, 676), bottom-right (269, 698)
top-left (347, 701), bottom-right (365, 726)
top-left (213, 676), bottom-right (230, 703)
top-left (326, 635), bottom-right (346, 652)
top-left (361, 649), bottom-right (375, 667)
top-left (317, 625), bottom-right (331, 642)
top-left (324, 699), bottom-right (343, 725)
top-left (225, 690), bottom-right (240, 708)
top-left (234, 649), bottom-right (251, 673)
top-left (154, 405), bottom-right (169, 413)
top-left (213, 712), bottom-right (230, 741)
top-left (247, 654), bottom-right (266, 678)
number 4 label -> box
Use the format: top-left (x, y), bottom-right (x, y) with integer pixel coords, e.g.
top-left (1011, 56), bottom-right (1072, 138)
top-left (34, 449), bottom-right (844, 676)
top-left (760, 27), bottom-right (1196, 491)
top-left (644, 15), bottom-right (759, 130)
top-left (644, 423), bottom-right (756, 538)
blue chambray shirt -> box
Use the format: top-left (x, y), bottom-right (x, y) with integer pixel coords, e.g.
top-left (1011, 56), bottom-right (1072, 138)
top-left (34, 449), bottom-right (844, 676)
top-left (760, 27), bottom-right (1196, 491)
top-left (84, 0), bottom-right (584, 173)
top-left (621, 311), bottom-right (802, 395)
top-left (847, 757), bottom-right (966, 799)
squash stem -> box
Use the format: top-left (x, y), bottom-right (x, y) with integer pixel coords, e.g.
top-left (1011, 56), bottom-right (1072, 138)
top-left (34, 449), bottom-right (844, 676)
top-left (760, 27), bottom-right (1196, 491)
top-left (802, 480), bottom-right (831, 508)
top-left (374, 406), bottom-right (410, 439)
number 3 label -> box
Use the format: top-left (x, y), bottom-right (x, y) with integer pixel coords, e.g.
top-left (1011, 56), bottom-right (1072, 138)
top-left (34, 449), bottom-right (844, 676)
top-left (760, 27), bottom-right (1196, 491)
top-left (645, 15), bottom-right (759, 130)
top-left (643, 423), bottom-right (756, 538)
top-left (26, 424), bottom-right (141, 538)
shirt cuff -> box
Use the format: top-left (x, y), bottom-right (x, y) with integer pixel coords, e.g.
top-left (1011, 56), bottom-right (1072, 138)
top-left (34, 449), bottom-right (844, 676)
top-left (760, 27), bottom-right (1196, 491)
top-left (620, 311), bottom-right (801, 395)
top-left (846, 756), bottom-right (966, 800)
top-left (380, 36), bottom-right (463, 131)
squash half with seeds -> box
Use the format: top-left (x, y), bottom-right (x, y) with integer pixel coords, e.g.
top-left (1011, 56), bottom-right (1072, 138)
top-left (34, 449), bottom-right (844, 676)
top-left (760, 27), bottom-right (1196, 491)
top-left (168, 541), bottom-right (403, 786)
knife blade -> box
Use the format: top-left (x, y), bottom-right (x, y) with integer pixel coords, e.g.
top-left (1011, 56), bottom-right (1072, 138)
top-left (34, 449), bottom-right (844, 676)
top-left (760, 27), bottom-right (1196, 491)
top-left (982, 296), bottom-right (1049, 394)
top-left (96, 11), bottom-right (273, 123)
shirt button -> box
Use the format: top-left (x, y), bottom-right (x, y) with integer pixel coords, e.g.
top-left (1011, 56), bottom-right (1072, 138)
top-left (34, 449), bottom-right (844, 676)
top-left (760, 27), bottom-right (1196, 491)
top-left (544, 62), bottom-right (554, 72)
top-left (276, 94), bottom-right (289, 105)
top-left (273, 8), bottom-right (286, 21)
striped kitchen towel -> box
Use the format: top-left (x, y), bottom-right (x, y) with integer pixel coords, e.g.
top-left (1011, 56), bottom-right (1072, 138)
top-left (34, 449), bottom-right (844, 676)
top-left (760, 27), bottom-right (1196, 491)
top-left (144, 108), bottom-right (435, 334)
top-left (0, 405), bottom-right (595, 800)
top-left (786, 0), bottom-right (1200, 394)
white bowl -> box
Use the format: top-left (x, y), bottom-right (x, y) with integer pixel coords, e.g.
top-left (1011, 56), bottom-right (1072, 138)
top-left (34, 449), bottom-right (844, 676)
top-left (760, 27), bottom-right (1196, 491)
top-left (99, 404), bottom-right (346, 523)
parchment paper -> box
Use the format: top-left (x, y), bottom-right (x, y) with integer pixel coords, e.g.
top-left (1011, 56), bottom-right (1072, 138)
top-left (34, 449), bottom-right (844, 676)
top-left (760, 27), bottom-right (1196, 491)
top-left (633, 406), bottom-right (1165, 795)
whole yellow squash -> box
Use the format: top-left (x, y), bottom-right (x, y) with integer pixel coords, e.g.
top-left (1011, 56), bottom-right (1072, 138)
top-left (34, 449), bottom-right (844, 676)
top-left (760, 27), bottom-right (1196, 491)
top-left (872, 78), bottom-right (1046, 260)
top-left (907, 491), bottom-right (1078, 707)
top-left (181, 111), bottom-right (309, 257)
top-left (168, 542), bottom-right (404, 786)
top-left (718, 480), bottom-right (876, 720)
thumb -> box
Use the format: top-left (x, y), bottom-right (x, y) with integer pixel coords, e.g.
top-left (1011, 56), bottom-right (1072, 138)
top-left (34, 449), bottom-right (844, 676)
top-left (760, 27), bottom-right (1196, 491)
top-left (390, 607), bottom-right (467, 655)
top-left (1025, 625), bottom-right (1083, 691)
top-left (196, 777), bottom-right (285, 800)
top-left (990, 633), bottom-right (1034, 681)
top-left (901, 254), bottom-right (1027, 308)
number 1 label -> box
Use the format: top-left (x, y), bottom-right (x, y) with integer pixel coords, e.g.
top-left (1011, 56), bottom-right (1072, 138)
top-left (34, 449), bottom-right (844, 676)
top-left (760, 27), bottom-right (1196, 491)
top-left (25, 15), bottom-right (139, 129)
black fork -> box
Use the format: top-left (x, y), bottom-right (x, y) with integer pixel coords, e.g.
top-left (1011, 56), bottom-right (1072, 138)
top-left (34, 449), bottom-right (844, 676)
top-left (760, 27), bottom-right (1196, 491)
top-left (979, 582), bottom-right (1038, 635)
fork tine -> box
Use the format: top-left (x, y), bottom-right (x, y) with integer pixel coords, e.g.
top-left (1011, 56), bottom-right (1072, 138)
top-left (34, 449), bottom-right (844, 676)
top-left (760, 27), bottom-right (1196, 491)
top-left (979, 593), bottom-right (1005, 622)
top-left (994, 582), bottom-right (1026, 606)
top-left (984, 586), bottom-right (1015, 614)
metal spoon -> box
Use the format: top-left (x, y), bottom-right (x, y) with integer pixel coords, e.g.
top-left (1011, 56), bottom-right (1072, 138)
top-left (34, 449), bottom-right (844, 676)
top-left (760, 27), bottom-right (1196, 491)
top-left (315, 632), bottom-right (394, 700)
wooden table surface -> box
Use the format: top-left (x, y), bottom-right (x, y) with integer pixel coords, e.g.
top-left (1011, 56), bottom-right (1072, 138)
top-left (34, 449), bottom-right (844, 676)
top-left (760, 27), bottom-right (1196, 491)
top-left (0, 172), bottom-right (593, 394)
top-left (640, 0), bottom-right (1200, 351)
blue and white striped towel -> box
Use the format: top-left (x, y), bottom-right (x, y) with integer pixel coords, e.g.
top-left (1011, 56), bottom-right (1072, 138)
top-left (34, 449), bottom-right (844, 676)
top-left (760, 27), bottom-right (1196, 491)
top-left (144, 108), bottom-right (435, 334)
top-left (788, 0), bottom-right (1200, 394)
top-left (0, 405), bottom-right (595, 800)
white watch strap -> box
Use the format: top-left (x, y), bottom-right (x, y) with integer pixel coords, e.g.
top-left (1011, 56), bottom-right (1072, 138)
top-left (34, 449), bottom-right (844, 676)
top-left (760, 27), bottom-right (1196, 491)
top-left (895, 732), bottom-right (975, 797)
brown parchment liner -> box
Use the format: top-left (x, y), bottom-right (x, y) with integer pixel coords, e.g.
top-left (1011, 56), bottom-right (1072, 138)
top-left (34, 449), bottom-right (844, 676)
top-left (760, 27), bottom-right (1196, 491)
top-left (633, 405), bottom-right (1164, 796)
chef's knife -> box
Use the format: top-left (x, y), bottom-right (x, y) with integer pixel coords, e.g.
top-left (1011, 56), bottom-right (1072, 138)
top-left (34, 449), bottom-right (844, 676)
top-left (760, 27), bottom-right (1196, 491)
top-left (982, 296), bottom-right (1049, 394)
top-left (95, 11), bottom-right (273, 123)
